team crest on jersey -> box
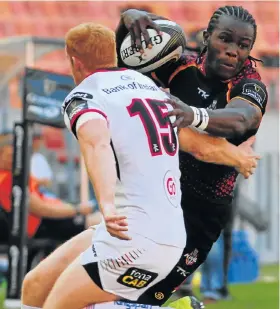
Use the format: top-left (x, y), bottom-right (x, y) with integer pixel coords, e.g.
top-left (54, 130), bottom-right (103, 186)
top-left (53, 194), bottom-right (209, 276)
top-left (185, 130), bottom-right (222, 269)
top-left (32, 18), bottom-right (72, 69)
top-left (184, 249), bottom-right (198, 266)
top-left (208, 99), bottom-right (217, 110)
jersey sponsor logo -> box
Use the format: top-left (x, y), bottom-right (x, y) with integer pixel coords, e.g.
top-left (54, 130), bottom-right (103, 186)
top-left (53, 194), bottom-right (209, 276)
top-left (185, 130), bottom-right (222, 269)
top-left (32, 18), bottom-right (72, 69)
top-left (197, 87), bottom-right (209, 99)
top-left (121, 75), bottom-right (135, 81)
top-left (117, 267), bottom-right (158, 289)
top-left (163, 171), bottom-right (178, 207)
top-left (242, 83), bottom-right (266, 107)
top-left (65, 92), bottom-right (93, 104)
top-left (184, 249), bottom-right (198, 266)
top-left (102, 82), bottom-right (158, 95)
top-left (65, 99), bottom-right (88, 121)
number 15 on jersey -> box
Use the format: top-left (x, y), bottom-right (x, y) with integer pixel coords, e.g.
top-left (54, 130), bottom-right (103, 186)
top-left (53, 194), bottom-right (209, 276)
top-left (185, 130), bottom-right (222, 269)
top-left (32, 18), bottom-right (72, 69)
top-left (127, 98), bottom-right (178, 157)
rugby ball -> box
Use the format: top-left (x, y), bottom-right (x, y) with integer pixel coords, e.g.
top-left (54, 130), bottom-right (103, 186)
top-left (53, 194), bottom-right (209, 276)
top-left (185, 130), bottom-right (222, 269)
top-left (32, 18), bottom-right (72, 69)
top-left (119, 20), bottom-right (187, 73)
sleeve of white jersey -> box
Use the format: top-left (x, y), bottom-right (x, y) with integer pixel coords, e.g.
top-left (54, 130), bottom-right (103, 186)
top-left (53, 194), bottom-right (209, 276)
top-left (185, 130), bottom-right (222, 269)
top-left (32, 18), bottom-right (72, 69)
top-left (62, 91), bottom-right (108, 137)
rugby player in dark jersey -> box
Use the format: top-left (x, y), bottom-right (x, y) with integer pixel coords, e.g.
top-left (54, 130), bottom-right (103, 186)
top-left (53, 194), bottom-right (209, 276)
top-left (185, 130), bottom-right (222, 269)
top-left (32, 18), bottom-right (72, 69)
top-left (115, 5), bottom-right (268, 305)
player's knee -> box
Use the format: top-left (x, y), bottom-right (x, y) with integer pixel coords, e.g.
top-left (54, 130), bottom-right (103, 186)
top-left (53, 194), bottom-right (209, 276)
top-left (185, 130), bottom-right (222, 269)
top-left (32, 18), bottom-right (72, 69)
top-left (22, 269), bottom-right (42, 301)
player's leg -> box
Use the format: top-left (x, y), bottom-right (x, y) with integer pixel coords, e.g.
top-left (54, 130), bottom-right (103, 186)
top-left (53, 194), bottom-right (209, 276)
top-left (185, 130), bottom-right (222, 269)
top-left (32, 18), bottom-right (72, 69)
top-left (42, 232), bottom-right (184, 309)
top-left (21, 228), bottom-right (94, 308)
top-left (42, 258), bottom-right (118, 309)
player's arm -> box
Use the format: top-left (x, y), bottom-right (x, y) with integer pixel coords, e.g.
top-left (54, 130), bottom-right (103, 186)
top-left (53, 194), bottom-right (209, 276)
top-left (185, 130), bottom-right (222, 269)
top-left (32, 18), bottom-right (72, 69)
top-left (77, 118), bottom-right (116, 215)
top-left (63, 95), bottom-right (130, 240)
top-left (168, 79), bottom-right (268, 139)
top-left (178, 127), bottom-right (260, 178)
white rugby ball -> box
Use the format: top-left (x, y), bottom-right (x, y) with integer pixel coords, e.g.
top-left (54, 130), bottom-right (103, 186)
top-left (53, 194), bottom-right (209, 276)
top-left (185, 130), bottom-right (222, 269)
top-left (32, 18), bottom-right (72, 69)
top-left (119, 20), bottom-right (187, 73)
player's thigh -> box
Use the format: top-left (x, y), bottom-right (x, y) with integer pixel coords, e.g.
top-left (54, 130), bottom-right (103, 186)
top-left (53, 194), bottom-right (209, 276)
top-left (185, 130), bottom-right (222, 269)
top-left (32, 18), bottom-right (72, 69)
top-left (26, 228), bottom-right (93, 282)
top-left (43, 257), bottom-right (118, 309)
top-left (81, 233), bottom-right (183, 302)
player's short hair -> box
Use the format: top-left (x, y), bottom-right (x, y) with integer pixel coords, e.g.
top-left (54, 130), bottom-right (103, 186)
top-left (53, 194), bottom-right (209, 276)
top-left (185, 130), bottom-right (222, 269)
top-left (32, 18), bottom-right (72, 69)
top-left (65, 22), bottom-right (117, 71)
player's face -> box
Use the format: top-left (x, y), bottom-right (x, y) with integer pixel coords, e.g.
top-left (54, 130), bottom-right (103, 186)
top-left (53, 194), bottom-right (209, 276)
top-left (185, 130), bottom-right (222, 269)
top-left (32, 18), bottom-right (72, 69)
top-left (0, 145), bottom-right (13, 170)
top-left (204, 15), bottom-right (254, 80)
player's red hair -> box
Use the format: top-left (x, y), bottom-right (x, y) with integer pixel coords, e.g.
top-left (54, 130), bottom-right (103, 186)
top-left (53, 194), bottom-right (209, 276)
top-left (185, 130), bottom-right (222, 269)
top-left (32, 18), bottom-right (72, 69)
top-left (65, 22), bottom-right (117, 71)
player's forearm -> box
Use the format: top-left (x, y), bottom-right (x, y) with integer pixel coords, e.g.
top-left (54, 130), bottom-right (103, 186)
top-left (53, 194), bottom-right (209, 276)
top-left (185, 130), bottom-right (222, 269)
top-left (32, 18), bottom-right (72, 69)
top-left (203, 108), bottom-right (259, 139)
top-left (179, 128), bottom-right (244, 168)
top-left (81, 142), bottom-right (116, 216)
top-left (196, 138), bottom-right (245, 168)
top-left (29, 194), bottom-right (77, 218)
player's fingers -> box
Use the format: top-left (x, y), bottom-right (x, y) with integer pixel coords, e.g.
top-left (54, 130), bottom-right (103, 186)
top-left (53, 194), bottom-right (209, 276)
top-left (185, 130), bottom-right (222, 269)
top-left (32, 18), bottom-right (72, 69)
top-left (108, 229), bottom-right (131, 241)
top-left (128, 25), bottom-right (137, 48)
top-left (147, 19), bottom-right (162, 35)
top-left (134, 21), bottom-right (144, 53)
top-left (246, 135), bottom-right (256, 146)
top-left (167, 109), bottom-right (182, 118)
top-left (107, 222), bottom-right (128, 231)
top-left (253, 155), bottom-right (261, 161)
top-left (118, 219), bottom-right (128, 226)
top-left (139, 23), bottom-right (152, 48)
top-left (175, 117), bottom-right (186, 129)
top-left (250, 167), bottom-right (256, 174)
top-left (105, 215), bottom-right (127, 222)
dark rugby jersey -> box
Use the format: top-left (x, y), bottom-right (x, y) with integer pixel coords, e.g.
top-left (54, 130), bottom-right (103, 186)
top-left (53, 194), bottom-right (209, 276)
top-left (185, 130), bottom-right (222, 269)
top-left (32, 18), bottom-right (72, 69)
top-left (116, 25), bottom-right (268, 203)
top-left (150, 52), bottom-right (268, 203)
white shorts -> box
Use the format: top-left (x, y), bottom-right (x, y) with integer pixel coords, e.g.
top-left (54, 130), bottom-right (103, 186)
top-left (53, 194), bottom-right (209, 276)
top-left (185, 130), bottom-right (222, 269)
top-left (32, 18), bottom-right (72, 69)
top-left (80, 226), bottom-right (183, 301)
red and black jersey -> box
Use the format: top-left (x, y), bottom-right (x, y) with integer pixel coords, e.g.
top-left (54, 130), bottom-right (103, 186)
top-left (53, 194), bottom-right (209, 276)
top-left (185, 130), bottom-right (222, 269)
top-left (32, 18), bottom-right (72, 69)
top-left (149, 52), bottom-right (268, 203)
top-left (115, 24), bottom-right (268, 203)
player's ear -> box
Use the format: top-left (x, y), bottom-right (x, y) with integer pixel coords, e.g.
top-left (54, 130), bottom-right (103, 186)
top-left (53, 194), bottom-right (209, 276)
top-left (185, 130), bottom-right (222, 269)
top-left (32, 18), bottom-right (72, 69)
top-left (202, 30), bottom-right (210, 46)
top-left (72, 56), bottom-right (83, 71)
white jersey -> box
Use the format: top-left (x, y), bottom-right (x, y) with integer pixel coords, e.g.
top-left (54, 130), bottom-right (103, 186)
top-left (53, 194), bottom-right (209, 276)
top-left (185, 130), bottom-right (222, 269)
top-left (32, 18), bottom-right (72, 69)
top-left (62, 68), bottom-right (186, 248)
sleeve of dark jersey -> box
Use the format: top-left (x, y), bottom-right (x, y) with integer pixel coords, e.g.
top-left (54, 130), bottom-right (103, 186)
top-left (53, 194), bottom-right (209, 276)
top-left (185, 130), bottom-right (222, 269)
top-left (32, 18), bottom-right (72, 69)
top-left (62, 96), bottom-right (108, 138)
top-left (229, 78), bottom-right (268, 115)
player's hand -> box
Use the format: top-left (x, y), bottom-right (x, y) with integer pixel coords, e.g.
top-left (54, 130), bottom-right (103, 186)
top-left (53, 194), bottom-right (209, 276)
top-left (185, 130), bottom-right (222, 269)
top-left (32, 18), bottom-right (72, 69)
top-left (103, 204), bottom-right (131, 241)
top-left (164, 91), bottom-right (194, 128)
top-left (236, 136), bottom-right (261, 179)
top-left (122, 9), bottom-right (161, 53)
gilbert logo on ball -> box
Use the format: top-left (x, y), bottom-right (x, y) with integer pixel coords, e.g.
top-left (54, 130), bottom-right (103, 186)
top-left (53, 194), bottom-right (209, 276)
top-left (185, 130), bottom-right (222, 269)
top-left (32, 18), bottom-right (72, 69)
top-left (120, 20), bottom-right (187, 73)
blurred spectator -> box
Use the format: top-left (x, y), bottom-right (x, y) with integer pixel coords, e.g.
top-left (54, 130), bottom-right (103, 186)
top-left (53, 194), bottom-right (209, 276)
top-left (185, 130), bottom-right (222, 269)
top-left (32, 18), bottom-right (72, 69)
top-left (30, 128), bottom-right (53, 189)
top-left (0, 131), bottom-right (101, 246)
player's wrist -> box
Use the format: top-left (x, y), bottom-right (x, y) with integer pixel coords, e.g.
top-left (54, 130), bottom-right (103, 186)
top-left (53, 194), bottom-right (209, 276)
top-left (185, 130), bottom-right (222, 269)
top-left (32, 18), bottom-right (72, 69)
top-left (190, 106), bottom-right (209, 130)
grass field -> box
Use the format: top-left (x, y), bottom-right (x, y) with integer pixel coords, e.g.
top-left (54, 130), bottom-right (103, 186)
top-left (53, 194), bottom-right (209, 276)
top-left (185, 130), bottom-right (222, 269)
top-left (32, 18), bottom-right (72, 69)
top-left (0, 265), bottom-right (278, 309)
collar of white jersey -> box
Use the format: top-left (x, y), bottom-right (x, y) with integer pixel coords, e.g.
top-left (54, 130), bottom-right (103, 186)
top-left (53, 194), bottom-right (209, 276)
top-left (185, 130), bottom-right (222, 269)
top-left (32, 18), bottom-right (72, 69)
top-left (86, 67), bottom-right (128, 78)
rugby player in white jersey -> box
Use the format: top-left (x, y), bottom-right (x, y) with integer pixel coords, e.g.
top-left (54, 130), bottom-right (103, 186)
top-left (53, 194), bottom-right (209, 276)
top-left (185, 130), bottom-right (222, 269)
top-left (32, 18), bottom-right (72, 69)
top-left (21, 23), bottom-right (259, 309)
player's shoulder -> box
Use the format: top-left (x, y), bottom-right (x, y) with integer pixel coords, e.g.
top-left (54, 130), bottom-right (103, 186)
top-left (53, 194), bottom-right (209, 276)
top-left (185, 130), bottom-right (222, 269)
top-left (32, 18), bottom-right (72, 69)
top-left (64, 79), bottom-right (95, 105)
